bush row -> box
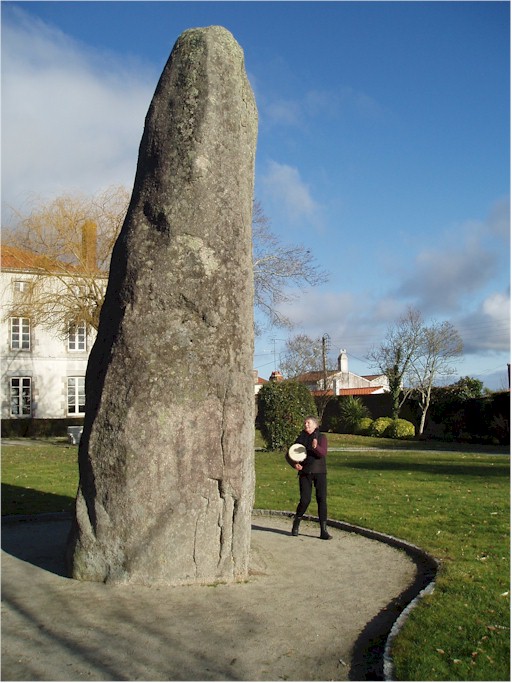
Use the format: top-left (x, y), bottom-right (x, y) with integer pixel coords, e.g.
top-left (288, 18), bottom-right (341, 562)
top-left (319, 391), bottom-right (510, 445)
top-left (354, 416), bottom-right (416, 439)
top-left (1, 417), bottom-right (85, 438)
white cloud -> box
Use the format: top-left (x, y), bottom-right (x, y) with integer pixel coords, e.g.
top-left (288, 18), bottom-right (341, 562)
top-left (397, 239), bottom-right (496, 312)
top-left (274, 288), bottom-right (386, 361)
top-left (394, 201), bottom-right (509, 314)
top-left (262, 85), bottom-right (384, 129)
top-left (305, 86), bottom-right (383, 120)
top-left (261, 160), bottom-right (320, 222)
top-left (1, 8), bottom-right (154, 223)
top-left (487, 196), bottom-right (510, 241)
top-left (456, 290), bottom-right (510, 354)
top-left (277, 290), bottom-right (356, 330)
top-left (265, 99), bottom-right (302, 127)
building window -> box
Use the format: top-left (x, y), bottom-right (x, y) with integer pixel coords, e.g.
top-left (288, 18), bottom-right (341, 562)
top-left (10, 317), bottom-right (30, 350)
top-left (10, 377), bottom-right (32, 416)
top-left (13, 280), bottom-right (30, 295)
top-left (68, 322), bottom-right (87, 351)
top-left (68, 377), bottom-right (85, 414)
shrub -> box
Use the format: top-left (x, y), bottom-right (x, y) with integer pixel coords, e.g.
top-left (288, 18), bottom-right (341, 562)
top-left (257, 380), bottom-right (317, 450)
top-left (371, 416), bottom-right (394, 437)
top-left (339, 396), bottom-right (370, 433)
top-left (324, 414), bottom-right (342, 433)
top-left (355, 417), bottom-right (374, 436)
top-left (385, 418), bottom-right (415, 439)
top-left (490, 413), bottom-right (510, 445)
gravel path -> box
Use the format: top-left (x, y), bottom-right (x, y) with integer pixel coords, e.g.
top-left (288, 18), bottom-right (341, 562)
top-left (1, 512), bottom-right (433, 681)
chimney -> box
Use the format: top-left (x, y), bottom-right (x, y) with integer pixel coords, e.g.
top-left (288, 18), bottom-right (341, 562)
top-left (338, 349), bottom-right (348, 374)
top-left (269, 370), bottom-right (284, 382)
top-left (82, 220), bottom-right (97, 271)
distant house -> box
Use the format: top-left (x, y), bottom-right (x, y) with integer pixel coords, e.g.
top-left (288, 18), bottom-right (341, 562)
top-left (253, 370), bottom-right (268, 395)
top-left (295, 349), bottom-right (389, 396)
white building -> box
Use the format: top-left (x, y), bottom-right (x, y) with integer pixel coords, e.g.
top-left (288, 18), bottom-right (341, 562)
top-left (1, 245), bottom-right (103, 421)
top-left (295, 349), bottom-right (390, 396)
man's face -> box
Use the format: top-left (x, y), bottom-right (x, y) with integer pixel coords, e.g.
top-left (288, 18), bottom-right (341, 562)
top-left (304, 419), bottom-right (317, 434)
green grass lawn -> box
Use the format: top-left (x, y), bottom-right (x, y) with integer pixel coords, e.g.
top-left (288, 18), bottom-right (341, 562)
top-left (2, 439), bottom-right (78, 515)
top-left (2, 434), bottom-right (510, 681)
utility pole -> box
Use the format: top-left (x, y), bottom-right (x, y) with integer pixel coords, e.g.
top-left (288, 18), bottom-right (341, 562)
top-left (322, 333), bottom-right (330, 390)
top-left (271, 338), bottom-right (286, 372)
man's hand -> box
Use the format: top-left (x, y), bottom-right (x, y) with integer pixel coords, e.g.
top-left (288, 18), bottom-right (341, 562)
top-left (295, 463), bottom-right (303, 471)
top-left (312, 438), bottom-right (318, 450)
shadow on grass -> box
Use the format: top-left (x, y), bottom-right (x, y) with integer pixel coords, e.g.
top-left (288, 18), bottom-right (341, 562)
top-left (1, 483), bottom-right (74, 516)
top-left (335, 458), bottom-right (509, 478)
top-left (349, 553), bottom-right (436, 681)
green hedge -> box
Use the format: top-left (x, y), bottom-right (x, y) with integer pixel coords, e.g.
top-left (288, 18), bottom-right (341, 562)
top-left (257, 380), bottom-right (317, 450)
top-left (385, 418), bottom-right (416, 439)
top-left (370, 416), bottom-right (394, 437)
top-left (355, 417), bottom-right (374, 435)
top-left (2, 418), bottom-right (84, 438)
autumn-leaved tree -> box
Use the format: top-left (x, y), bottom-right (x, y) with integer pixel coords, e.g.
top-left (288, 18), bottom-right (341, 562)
top-left (3, 192), bottom-right (327, 337)
top-left (2, 186), bottom-right (129, 333)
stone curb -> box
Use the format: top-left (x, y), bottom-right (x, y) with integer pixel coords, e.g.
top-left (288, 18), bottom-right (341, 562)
top-left (252, 508), bottom-right (440, 681)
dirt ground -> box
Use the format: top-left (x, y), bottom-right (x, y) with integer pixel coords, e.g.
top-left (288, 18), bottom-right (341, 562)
top-left (2, 513), bottom-right (421, 681)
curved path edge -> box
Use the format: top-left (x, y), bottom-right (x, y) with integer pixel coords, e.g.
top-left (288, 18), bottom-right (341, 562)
top-left (252, 508), bottom-right (440, 681)
top-left (3, 509), bottom-right (439, 681)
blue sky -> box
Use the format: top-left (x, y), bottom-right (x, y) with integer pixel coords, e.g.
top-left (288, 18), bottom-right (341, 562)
top-left (2, 1), bottom-right (510, 389)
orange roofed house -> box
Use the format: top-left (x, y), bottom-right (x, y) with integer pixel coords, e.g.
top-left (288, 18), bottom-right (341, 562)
top-left (1, 236), bottom-right (105, 425)
top-left (295, 349), bottom-right (390, 396)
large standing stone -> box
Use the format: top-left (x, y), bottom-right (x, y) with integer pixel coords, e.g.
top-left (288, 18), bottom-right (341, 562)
top-left (67, 26), bottom-right (258, 586)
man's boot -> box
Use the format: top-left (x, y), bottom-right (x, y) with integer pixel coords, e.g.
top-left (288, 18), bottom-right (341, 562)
top-left (291, 516), bottom-right (302, 536)
top-left (320, 521), bottom-right (332, 540)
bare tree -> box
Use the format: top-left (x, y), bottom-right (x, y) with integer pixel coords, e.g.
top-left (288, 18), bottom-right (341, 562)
top-left (2, 186), bottom-right (129, 333)
top-left (280, 333), bottom-right (324, 378)
top-left (367, 307), bottom-right (424, 419)
top-left (408, 321), bottom-right (463, 435)
top-left (252, 200), bottom-right (328, 330)
top-left (280, 332), bottom-right (335, 420)
top-left (4, 194), bottom-right (327, 336)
